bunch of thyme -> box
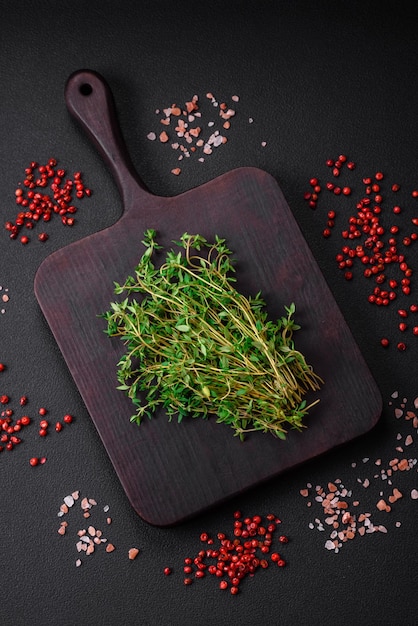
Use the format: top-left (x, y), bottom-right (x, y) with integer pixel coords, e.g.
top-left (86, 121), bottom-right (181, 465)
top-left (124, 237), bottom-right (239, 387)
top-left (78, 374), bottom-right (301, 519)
top-left (102, 230), bottom-right (323, 440)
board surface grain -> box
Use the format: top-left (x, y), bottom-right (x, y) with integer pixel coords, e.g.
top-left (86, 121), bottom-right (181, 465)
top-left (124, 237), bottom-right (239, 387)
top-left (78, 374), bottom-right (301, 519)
top-left (34, 70), bottom-right (382, 525)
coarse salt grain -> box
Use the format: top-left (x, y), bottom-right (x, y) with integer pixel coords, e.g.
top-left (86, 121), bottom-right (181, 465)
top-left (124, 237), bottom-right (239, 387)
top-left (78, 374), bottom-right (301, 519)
top-left (64, 495), bottom-right (74, 508)
top-left (128, 548), bottom-right (139, 560)
top-left (411, 489), bottom-right (418, 500)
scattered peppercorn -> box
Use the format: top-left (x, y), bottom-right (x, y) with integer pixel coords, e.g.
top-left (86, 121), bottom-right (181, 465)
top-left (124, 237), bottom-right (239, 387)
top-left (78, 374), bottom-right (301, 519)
top-left (304, 155), bottom-right (418, 350)
top-left (0, 368), bottom-right (75, 458)
top-left (4, 159), bottom-right (92, 244)
top-left (174, 511), bottom-right (288, 594)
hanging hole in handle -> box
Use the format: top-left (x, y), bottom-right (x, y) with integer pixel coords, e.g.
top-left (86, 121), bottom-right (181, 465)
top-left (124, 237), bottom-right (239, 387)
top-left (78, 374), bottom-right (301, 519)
top-left (79, 83), bottom-right (93, 96)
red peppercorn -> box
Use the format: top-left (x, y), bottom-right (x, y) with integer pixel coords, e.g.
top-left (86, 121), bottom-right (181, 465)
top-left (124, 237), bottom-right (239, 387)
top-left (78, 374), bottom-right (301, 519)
top-left (63, 414), bottom-right (73, 424)
top-left (413, 327), bottom-right (418, 336)
top-left (29, 457), bottom-right (39, 466)
top-left (0, 363), bottom-right (5, 372)
top-left (380, 338), bottom-right (389, 347)
top-left (38, 407), bottom-right (47, 416)
top-left (397, 342), bottom-right (406, 351)
top-left (163, 567), bottom-right (172, 576)
top-left (39, 419), bottom-right (49, 429)
top-left (55, 421), bottom-right (63, 432)
top-left (39, 428), bottom-right (48, 437)
top-left (0, 395), bottom-right (9, 404)
top-left (183, 578), bottom-right (193, 586)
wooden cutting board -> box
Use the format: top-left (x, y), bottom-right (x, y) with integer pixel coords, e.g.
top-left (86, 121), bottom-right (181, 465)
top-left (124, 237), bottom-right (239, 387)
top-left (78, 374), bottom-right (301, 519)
top-left (34, 70), bottom-right (382, 526)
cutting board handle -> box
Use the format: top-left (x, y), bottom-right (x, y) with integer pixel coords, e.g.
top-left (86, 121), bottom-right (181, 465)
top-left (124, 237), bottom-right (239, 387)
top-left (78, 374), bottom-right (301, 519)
top-left (65, 69), bottom-right (150, 205)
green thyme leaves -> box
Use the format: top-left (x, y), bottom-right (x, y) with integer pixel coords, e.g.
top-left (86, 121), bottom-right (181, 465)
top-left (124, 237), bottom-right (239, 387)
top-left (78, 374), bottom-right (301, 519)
top-left (102, 230), bottom-right (323, 440)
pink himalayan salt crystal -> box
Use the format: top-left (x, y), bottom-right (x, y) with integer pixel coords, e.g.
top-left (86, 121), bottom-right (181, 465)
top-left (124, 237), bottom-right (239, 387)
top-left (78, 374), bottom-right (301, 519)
top-left (129, 547), bottom-right (139, 560)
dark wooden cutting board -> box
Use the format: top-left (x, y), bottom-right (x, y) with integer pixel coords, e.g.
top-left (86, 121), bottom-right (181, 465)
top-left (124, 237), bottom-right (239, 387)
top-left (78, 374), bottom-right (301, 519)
top-left (34, 70), bottom-right (382, 526)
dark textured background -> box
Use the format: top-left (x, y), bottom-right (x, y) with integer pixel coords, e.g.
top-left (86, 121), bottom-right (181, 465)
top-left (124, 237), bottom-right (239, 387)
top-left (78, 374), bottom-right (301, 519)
top-left (1, 2), bottom-right (418, 624)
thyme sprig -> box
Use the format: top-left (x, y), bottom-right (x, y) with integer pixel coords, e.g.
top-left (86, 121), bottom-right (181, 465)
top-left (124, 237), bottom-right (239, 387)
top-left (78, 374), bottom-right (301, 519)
top-left (102, 230), bottom-right (323, 440)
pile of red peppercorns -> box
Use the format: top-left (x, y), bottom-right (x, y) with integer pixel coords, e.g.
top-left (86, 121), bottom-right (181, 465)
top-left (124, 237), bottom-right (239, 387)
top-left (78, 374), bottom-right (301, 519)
top-left (4, 158), bottom-right (91, 244)
top-left (0, 361), bottom-right (74, 463)
top-left (304, 155), bottom-right (418, 351)
top-left (168, 511), bottom-right (289, 595)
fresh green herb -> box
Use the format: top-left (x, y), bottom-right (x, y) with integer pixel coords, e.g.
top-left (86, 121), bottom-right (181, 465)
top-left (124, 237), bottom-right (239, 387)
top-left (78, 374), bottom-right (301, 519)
top-left (102, 230), bottom-right (323, 440)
